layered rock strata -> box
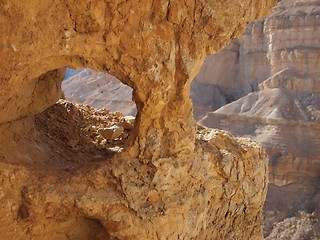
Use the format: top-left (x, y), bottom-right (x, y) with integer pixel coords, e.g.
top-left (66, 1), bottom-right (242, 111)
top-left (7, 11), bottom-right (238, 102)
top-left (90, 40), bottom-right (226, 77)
top-left (195, 0), bottom-right (320, 237)
top-left (200, 113), bottom-right (320, 213)
top-left (192, 0), bottom-right (320, 114)
top-left (0, 0), bottom-right (276, 239)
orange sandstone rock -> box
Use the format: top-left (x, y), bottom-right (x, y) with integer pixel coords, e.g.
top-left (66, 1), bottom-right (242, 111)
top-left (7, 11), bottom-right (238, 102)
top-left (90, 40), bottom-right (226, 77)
top-left (0, 1), bottom-right (276, 239)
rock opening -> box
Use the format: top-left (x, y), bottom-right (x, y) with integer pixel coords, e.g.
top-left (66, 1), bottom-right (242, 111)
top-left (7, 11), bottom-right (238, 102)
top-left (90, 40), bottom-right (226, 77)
top-left (0, 0), bottom-right (277, 239)
top-left (62, 68), bottom-right (137, 116)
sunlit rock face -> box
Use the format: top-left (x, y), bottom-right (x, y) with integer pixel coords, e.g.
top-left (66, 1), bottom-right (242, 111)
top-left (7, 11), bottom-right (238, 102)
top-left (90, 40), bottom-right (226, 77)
top-left (194, 0), bottom-right (320, 116)
top-left (0, 0), bottom-right (276, 239)
top-left (195, 0), bottom-right (320, 237)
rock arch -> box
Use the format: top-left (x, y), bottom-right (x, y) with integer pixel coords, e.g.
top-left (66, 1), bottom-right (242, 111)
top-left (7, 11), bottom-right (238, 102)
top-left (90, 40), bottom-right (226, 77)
top-left (0, 0), bottom-right (276, 158)
top-left (0, 0), bottom-right (276, 239)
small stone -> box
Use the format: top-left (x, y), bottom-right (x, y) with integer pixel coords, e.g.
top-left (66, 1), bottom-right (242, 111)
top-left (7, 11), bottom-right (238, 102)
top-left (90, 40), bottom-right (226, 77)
top-left (98, 125), bottom-right (124, 140)
top-left (119, 118), bottom-right (134, 130)
top-left (68, 139), bottom-right (79, 147)
top-left (125, 116), bottom-right (135, 124)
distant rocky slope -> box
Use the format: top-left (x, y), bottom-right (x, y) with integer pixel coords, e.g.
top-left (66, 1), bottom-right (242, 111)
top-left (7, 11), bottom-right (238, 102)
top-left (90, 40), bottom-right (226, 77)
top-left (62, 69), bottom-right (136, 116)
top-left (196, 0), bottom-right (320, 238)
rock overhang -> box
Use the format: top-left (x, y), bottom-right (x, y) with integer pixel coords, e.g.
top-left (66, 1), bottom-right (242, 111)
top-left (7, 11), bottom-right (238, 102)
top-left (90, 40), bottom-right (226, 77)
top-left (0, 0), bottom-right (276, 157)
top-left (0, 1), bottom-right (277, 239)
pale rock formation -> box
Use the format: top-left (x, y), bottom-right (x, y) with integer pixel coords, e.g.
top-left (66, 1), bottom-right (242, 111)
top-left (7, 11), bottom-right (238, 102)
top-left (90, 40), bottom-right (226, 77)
top-left (192, 19), bottom-right (271, 104)
top-left (0, 0), bottom-right (276, 239)
top-left (215, 88), bottom-right (315, 121)
top-left (190, 81), bottom-right (227, 119)
top-left (193, 0), bottom-right (320, 111)
top-left (266, 0), bottom-right (320, 77)
top-left (265, 211), bottom-right (320, 240)
top-left (62, 69), bottom-right (137, 116)
top-left (195, 0), bottom-right (320, 237)
top-left (192, 41), bottom-right (243, 101)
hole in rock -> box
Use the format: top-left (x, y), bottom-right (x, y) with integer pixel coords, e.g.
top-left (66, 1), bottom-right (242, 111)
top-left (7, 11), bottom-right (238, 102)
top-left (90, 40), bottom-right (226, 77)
top-left (63, 68), bottom-right (136, 116)
top-left (33, 68), bottom-right (137, 170)
top-left (26, 217), bottom-right (110, 240)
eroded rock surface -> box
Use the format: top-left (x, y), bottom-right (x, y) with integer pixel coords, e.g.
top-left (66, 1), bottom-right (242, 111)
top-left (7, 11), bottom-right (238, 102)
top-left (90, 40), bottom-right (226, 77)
top-left (266, 211), bottom-right (320, 240)
top-left (192, 0), bottom-right (320, 118)
top-left (195, 0), bottom-right (320, 237)
top-left (0, 0), bottom-right (276, 239)
top-left (0, 0), bottom-right (275, 157)
top-left (0, 100), bottom-right (268, 239)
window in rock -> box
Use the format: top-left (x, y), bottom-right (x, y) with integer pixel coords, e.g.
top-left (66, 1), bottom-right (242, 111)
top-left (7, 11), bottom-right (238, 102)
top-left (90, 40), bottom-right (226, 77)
top-left (62, 68), bottom-right (136, 116)
top-left (35, 68), bottom-right (136, 168)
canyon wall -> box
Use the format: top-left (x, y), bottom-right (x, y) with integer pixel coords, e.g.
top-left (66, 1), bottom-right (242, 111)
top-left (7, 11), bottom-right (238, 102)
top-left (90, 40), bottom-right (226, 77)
top-left (193, 0), bottom-right (320, 116)
top-left (195, 0), bottom-right (320, 238)
top-left (0, 0), bottom-right (276, 239)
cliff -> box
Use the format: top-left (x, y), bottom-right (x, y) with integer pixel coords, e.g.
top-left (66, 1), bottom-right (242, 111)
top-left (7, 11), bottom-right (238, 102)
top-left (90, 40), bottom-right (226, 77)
top-left (0, 0), bottom-right (276, 239)
top-left (195, 0), bottom-right (320, 238)
top-left (60, 1), bottom-right (320, 238)
top-left (193, 0), bottom-right (320, 119)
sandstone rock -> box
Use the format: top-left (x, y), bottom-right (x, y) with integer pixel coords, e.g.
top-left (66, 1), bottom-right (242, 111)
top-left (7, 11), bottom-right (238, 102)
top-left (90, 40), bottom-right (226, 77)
top-left (0, 0), bottom-right (276, 158)
top-left (0, 0), bottom-right (276, 239)
top-left (0, 101), bottom-right (270, 240)
top-left (98, 125), bottom-right (124, 141)
top-left (119, 116), bottom-right (135, 130)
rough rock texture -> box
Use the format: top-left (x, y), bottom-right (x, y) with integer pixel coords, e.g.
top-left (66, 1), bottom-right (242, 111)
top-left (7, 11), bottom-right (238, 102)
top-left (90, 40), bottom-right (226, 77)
top-left (0, 100), bottom-right (269, 239)
top-left (200, 113), bottom-right (320, 209)
top-left (0, 0), bottom-right (276, 239)
top-left (192, 0), bottom-right (320, 117)
top-left (0, 0), bottom-right (275, 158)
top-left (193, 0), bottom-right (320, 238)
top-left (265, 211), bottom-right (320, 240)
top-left (197, 0), bottom-right (320, 206)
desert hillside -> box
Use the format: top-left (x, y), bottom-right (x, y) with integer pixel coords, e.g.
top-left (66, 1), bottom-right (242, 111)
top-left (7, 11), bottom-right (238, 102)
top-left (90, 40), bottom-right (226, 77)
top-left (62, 69), bottom-right (136, 116)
